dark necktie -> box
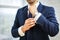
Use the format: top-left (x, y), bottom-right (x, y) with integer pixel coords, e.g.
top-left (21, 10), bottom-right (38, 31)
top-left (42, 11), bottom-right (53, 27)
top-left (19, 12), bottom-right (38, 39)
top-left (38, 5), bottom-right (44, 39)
top-left (28, 12), bottom-right (32, 18)
top-left (27, 11), bottom-right (33, 40)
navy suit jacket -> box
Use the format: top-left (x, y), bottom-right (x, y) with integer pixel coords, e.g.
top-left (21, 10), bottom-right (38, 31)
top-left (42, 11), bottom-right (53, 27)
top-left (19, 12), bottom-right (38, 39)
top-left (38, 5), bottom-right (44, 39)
top-left (11, 3), bottom-right (59, 40)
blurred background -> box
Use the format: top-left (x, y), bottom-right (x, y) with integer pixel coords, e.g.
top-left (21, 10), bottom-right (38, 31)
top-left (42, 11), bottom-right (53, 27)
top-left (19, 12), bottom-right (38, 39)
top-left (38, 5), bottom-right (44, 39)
top-left (0, 0), bottom-right (60, 40)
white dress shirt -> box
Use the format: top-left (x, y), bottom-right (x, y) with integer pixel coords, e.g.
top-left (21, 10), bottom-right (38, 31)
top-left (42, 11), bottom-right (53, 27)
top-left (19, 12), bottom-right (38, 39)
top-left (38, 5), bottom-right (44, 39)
top-left (18, 1), bottom-right (41, 37)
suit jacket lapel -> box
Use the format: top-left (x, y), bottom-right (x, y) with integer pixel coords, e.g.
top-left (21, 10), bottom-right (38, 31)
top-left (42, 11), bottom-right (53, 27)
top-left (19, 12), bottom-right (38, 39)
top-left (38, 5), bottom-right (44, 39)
top-left (23, 6), bottom-right (28, 20)
top-left (19, 6), bottom-right (28, 25)
top-left (37, 3), bottom-right (43, 13)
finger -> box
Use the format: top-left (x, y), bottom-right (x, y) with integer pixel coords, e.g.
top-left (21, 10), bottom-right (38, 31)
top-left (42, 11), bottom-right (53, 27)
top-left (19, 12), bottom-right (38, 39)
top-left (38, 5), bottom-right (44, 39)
top-left (26, 23), bottom-right (35, 30)
top-left (30, 21), bottom-right (35, 24)
top-left (28, 18), bottom-right (34, 20)
top-left (28, 22), bottom-right (35, 27)
top-left (30, 24), bottom-right (35, 28)
top-left (31, 20), bottom-right (35, 22)
top-left (25, 19), bottom-right (35, 24)
top-left (25, 19), bottom-right (31, 24)
top-left (31, 24), bottom-right (35, 27)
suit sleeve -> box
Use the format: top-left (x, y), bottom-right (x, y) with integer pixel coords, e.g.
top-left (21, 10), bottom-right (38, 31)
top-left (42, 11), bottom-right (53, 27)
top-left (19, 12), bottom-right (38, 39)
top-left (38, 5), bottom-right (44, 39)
top-left (36, 7), bottom-right (59, 37)
top-left (11, 9), bottom-right (21, 38)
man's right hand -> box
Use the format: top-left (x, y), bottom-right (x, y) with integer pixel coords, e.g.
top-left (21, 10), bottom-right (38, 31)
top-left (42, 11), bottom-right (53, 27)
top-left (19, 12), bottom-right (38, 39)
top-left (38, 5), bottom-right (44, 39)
top-left (21, 18), bottom-right (36, 33)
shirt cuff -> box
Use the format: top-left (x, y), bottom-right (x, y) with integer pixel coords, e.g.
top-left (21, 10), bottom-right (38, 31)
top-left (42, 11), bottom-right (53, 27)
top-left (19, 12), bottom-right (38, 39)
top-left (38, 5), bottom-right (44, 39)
top-left (34, 12), bottom-right (41, 21)
top-left (18, 26), bottom-right (25, 37)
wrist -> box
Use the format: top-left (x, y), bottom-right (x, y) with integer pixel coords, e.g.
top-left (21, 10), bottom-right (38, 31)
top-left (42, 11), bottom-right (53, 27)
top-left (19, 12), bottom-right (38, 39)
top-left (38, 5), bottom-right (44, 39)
top-left (21, 25), bottom-right (26, 33)
top-left (18, 26), bottom-right (25, 37)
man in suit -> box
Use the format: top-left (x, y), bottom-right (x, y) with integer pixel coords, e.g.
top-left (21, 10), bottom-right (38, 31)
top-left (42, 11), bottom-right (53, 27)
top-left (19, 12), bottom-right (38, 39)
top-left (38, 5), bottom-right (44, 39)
top-left (11, 0), bottom-right (59, 40)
